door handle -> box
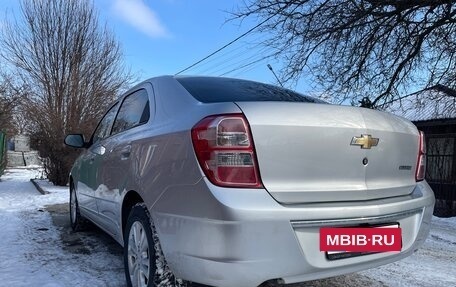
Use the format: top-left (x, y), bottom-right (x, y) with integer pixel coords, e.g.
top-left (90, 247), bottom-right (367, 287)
top-left (120, 145), bottom-right (132, 160)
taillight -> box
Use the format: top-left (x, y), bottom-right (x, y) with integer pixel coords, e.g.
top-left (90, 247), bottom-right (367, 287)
top-left (191, 114), bottom-right (263, 188)
top-left (416, 131), bottom-right (426, 181)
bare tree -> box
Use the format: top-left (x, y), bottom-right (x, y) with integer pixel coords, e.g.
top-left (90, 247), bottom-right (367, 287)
top-left (0, 75), bottom-right (21, 136)
top-left (234, 0), bottom-right (456, 107)
top-left (0, 97), bottom-right (15, 135)
top-left (0, 90), bottom-right (13, 133)
top-left (0, 0), bottom-right (132, 185)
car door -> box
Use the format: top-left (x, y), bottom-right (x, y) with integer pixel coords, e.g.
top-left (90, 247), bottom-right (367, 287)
top-left (77, 102), bottom-right (119, 221)
top-left (95, 87), bottom-right (152, 236)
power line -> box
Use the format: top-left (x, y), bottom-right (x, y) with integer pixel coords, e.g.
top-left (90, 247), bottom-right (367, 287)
top-left (192, 35), bottom-right (266, 75)
top-left (219, 53), bottom-right (274, 77)
top-left (232, 62), bottom-right (263, 78)
top-left (194, 42), bottom-right (262, 75)
top-left (210, 46), bottom-right (271, 75)
top-left (175, 12), bottom-right (280, 75)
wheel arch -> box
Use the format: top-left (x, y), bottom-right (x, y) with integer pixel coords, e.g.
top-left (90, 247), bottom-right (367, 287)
top-left (121, 190), bottom-right (145, 235)
top-left (69, 176), bottom-right (74, 193)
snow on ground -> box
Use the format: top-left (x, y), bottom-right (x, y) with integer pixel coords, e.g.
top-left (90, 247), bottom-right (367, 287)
top-left (0, 168), bottom-right (455, 287)
top-left (359, 216), bottom-right (456, 287)
top-left (0, 168), bottom-right (124, 287)
top-left (0, 168), bottom-right (67, 211)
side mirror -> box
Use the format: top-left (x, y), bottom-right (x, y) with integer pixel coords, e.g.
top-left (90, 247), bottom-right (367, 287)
top-left (64, 134), bottom-right (87, 148)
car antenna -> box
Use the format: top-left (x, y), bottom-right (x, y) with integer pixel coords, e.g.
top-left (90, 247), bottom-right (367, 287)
top-left (267, 64), bottom-right (284, 88)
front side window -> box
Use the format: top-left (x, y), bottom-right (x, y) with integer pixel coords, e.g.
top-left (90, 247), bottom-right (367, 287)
top-left (111, 89), bottom-right (150, 135)
top-left (91, 102), bottom-right (119, 144)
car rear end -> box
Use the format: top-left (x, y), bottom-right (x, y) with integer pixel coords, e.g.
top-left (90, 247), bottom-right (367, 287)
top-left (152, 76), bottom-right (434, 287)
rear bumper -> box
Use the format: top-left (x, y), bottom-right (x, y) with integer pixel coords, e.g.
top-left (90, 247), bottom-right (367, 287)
top-left (152, 179), bottom-right (435, 287)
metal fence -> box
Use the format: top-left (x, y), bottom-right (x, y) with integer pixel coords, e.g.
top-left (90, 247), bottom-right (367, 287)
top-left (425, 133), bottom-right (456, 216)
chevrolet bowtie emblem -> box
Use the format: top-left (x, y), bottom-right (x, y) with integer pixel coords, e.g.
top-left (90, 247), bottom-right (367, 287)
top-left (350, 134), bottom-right (379, 149)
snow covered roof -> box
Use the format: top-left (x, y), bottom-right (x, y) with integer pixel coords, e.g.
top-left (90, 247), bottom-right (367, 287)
top-left (386, 85), bottom-right (456, 122)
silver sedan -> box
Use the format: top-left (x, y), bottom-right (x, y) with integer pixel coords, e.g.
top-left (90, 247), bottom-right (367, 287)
top-left (65, 76), bottom-right (435, 287)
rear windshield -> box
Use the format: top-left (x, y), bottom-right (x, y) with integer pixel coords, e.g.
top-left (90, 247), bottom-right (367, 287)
top-left (176, 77), bottom-right (325, 103)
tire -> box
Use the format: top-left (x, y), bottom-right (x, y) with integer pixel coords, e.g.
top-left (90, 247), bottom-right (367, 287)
top-left (69, 184), bottom-right (85, 231)
top-left (124, 203), bottom-right (188, 287)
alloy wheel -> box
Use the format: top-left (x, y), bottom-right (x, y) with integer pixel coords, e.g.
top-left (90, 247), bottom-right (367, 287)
top-left (127, 221), bottom-right (150, 287)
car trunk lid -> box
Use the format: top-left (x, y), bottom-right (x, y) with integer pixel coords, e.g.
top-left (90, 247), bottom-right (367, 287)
top-left (235, 102), bottom-right (419, 204)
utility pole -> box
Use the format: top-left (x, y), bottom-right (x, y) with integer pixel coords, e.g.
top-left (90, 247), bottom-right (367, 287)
top-left (267, 64), bottom-right (284, 87)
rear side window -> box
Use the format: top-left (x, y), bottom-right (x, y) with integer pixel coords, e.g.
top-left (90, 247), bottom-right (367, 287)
top-left (92, 102), bottom-right (119, 144)
top-left (111, 89), bottom-right (150, 135)
top-left (176, 77), bottom-right (324, 103)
